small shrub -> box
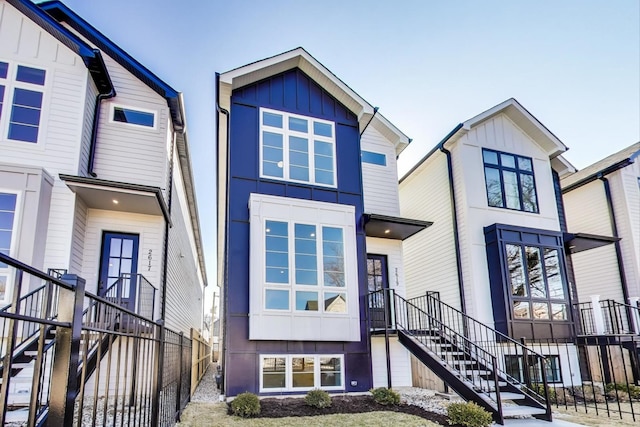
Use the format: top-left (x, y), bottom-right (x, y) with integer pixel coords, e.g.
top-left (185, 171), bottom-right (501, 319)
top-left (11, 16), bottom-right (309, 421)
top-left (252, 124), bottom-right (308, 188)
top-left (370, 387), bottom-right (400, 405)
top-left (447, 401), bottom-right (493, 427)
top-left (230, 392), bottom-right (260, 418)
top-left (605, 383), bottom-right (640, 400)
top-left (305, 389), bottom-right (332, 408)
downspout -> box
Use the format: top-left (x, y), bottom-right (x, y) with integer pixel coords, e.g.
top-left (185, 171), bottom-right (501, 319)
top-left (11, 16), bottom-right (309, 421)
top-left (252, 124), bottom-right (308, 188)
top-left (439, 126), bottom-right (467, 315)
top-left (87, 50), bottom-right (116, 177)
top-left (160, 130), bottom-right (177, 321)
top-left (599, 174), bottom-right (631, 308)
top-left (359, 107), bottom-right (378, 137)
top-left (215, 72), bottom-right (230, 394)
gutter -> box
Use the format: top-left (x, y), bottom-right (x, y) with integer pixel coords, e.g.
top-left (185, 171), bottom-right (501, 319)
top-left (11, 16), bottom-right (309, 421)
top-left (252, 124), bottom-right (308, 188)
top-left (561, 159), bottom-right (634, 193)
top-left (215, 72), bottom-right (230, 394)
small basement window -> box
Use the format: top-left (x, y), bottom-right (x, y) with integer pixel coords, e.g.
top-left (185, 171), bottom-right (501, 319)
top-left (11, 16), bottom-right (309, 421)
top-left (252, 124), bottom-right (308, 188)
top-left (112, 105), bottom-right (156, 128)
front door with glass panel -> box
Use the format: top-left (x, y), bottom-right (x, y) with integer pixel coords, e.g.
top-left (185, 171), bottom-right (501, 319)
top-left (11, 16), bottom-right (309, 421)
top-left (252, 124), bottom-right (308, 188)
top-left (99, 232), bottom-right (139, 312)
top-left (367, 254), bottom-right (390, 328)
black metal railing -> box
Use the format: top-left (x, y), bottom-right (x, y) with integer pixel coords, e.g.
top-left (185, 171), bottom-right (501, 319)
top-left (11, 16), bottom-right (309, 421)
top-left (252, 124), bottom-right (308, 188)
top-left (575, 299), bottom-right (640, 335)
top-left (0, 252), bottom-right (196, 427)
top-left (106, 273), bottom-right (157, 319)
top-left (369, 289), bottom-right (552, 422)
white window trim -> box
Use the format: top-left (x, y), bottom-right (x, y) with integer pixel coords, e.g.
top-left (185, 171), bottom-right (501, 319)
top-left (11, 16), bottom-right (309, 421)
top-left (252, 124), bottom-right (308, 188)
top-left (263, 219), bottom-right (347, 314)
top-left (249, 193), bottom-right (361, 342)
top-left (259, 107), bottom-right (337, 188)
top-left (0, 190), bottom-right (22, 305)
top-left (259, 354), bottom-right (345, 393)
top-left (108, 102), bottom-right (158, 131)
top-left (0, 60), bottom-right (49, 146)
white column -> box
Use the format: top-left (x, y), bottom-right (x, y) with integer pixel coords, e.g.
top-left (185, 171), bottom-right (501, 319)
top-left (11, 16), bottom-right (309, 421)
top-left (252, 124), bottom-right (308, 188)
top-left (590, 295), bottom-right (605, 335)
top-left (628, 297), bottom-right (640, 335)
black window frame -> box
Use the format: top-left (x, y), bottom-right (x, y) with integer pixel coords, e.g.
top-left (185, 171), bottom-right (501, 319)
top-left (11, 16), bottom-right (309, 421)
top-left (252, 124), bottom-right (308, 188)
top-left (504, 354), bottom-right (562, 384)
top-left (482, 148), bottom-right (539, 213)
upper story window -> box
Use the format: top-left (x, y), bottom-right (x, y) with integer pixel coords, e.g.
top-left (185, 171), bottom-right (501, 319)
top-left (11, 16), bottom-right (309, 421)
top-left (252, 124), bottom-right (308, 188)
top-left (110, 104), bottom-right (156, 129)
top-left (0, 192), bottom-right (18, 303)
top-left (260, 108), bottom-right (336, 187)
top-left (483, 149), bottom-right (539, 213)
top-left (361, 150), bottom-right (387, 166)
top-left (0, 61), bottom-right (46, 144)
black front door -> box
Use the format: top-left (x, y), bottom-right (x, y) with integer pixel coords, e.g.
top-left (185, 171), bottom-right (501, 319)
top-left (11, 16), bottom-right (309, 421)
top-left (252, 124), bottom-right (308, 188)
top-left (367, 254), bottom-right (390, 328)
top-left (99, 232), bottom-right (139, 312)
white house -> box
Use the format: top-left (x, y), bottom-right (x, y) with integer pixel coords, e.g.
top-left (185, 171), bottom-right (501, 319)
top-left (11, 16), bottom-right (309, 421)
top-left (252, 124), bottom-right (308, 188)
top-left (0, 0), bottom-right (207, 335)
top-left (561, 142), bottom-right (640, 309)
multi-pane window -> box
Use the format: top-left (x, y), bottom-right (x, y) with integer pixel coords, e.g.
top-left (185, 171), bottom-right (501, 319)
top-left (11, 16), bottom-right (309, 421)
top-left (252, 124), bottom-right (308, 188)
top-left (260, 108), bottom-right (336, 187)
top-left (260, 354), bottom-right (343, 392)
top-left (0, 192), bottom-right (18, 302)
top-left (505, 355), bottom-right (562, 384)
top-left (483, 149), bottom-right (538, 213)
top-left (506, 243), bottom-right (568, 321)
top-left (0, 61), bottom-right (46, 143)
top-left (264, 220), bottom-right (346, 313)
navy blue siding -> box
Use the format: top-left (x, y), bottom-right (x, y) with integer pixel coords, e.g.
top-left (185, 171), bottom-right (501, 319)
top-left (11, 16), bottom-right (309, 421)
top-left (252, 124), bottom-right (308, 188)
top-left (225, 69), bottom-right (371, 396)
top-left (484, 224), bottom-right (576, 341)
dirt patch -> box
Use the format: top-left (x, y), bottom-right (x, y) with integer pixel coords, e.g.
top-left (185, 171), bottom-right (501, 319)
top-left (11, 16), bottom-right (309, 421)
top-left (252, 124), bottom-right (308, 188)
top-left (228, 395), bottom-right (453, 426)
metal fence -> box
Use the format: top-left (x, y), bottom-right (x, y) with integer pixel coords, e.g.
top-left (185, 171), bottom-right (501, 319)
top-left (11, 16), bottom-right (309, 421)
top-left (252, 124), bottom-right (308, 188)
top-left (0, 253), bottom-right (196, 426)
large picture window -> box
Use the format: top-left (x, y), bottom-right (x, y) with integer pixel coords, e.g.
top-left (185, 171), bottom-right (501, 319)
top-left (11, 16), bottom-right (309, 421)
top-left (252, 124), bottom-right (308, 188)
top-left (260, 354), bottom-right (344, 392)
top-left (260, 108), bottom-right (336, 187)
top-left (0, 192), bottom-right (18, 303)
top-left (506, 243), bottom-right (568, 321)
top-left (264, 220), bottom-right (346, 314)
top-left (0, 61), bottom-right (46, 144)
top-left (483, 149), bottom-right (538, 213)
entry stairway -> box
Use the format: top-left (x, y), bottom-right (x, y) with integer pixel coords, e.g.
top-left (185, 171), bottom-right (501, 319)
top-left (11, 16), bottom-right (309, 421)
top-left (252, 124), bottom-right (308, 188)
top-left (369, 290), bottom-right (553, 425)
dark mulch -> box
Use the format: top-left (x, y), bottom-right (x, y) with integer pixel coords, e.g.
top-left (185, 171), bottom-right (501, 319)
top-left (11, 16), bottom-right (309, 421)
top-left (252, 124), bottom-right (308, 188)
top-left (228, 395), bottom-right (454, 426)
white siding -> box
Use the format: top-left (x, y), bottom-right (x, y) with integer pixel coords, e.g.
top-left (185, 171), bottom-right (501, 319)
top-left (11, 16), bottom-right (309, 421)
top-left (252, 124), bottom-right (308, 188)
top-left (399, 153), bottom-right (461, 309)
top-left (165, 148), bottom-right (204, 334)
top-left (365, 237), bottom-right (405, 297)
top-left (78, 76), bottom-right (98, 176)
top-left (91, 55), bottom-right (170, 188)
top-left (42, 183), bottom-right (76, 271)
top-left (563, 181), bottom-right (612, 236)
top-left (361, 126), bottom-right (400, 216)
top-left (612, 164), bottom-right (640, 298)
top-left (80, 210), bottom-right (163, 306)
top-left (451, 114), bottom-right (561, 325)
top-left (371, 336), bottom-right (412, 388)
top-left (70, 196), bottom-right (87, 275)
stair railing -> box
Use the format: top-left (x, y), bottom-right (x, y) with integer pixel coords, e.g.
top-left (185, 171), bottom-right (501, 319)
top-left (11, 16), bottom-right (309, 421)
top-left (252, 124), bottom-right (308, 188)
top-left (369, 289), bottom-right (551, 420)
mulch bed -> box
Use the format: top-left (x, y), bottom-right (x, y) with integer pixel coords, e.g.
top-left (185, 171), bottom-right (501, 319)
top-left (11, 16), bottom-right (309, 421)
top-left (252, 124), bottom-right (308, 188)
top-left (228, 395), bottom-right (454, 426)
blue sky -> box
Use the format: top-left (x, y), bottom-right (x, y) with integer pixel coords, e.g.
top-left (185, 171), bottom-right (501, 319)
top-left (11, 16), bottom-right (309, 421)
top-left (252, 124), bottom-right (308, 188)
top-left (57, 0), bottom-right (639, 310)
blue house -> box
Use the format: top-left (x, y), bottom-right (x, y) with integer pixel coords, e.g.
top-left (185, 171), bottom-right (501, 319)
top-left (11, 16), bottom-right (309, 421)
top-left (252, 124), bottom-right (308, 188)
top-left (216, 48), bottom-right (429, 397)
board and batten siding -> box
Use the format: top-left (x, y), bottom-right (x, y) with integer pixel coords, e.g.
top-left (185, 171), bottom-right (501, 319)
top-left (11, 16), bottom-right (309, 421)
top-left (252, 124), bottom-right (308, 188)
top-left (361, 126), bottom-right (400, 216)
top-left (399, 152), bottom-right (461, 309)
top-left (165, 152), bottom-right (204, 334)
top-left (371, 337), bottom-right (412, 387)
top-left (449, 114), bottom-right (562, 325)
top-left (562, 180), bottom-right (623, 302)
top-left (0, 2), bottom-right (89, 174)
top-left (91, 54), bottom-right (171, 189)
top-left (79, 210), bottom-right (164, 305)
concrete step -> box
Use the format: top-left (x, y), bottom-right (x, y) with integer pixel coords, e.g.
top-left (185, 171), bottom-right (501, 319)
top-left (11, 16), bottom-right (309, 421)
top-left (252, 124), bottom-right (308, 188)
top-left (502, 405), bottom-right (547, 417)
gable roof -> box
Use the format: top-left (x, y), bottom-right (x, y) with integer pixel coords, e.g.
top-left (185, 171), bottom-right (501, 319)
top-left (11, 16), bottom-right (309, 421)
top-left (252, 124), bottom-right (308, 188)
top-left (39, 0), bottom-right (184, 130)
top-left (7, 0), bottom-right (113, 94)
top-left (400, 98), bottom-right (569, 183)
top-left (561, 142), bottom-right (640, 191)
top-left (219, 47), bottom-right (410, 155)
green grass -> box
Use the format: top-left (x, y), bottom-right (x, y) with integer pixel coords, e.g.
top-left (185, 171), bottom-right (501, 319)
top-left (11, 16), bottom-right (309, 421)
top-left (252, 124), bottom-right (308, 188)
top-left (177, 402), bottom-right (440, 427)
